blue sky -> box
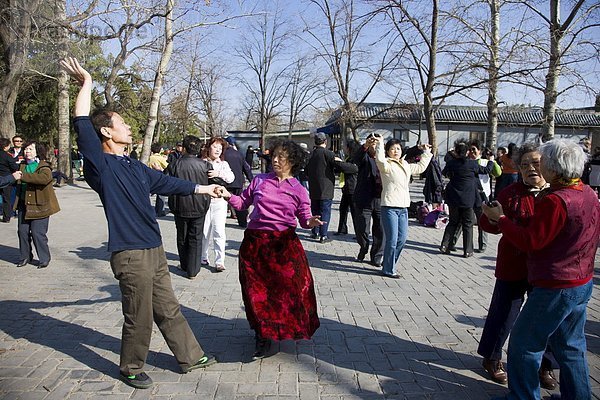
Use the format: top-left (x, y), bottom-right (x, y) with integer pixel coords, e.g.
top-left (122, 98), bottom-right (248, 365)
top-left (70, 0), bottom-right (600, 122)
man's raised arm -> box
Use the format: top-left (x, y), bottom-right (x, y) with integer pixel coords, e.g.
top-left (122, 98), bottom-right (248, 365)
top-left (60, 57), bottom-right (92, 117)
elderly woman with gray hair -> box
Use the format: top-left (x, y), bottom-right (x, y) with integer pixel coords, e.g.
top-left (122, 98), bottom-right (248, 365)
top-left (484, 138), bottom-right (600, 400)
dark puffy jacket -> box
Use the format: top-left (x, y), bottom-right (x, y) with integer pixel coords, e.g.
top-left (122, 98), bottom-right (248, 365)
top-left (224, 147), bottom-right (253, 190)
top-left (166, 155), bottom-right (211, 218)
top-left (306, 146), bottom-right (357, 200)
top-left (442, 157), bottom-right (492, 208)
top-left (352, 146), bottom-right (381, 208)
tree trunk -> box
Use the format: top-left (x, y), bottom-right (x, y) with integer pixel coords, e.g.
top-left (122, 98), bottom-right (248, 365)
top-left (486, 0), bottom-right (500, 150)
top-left (0, 87), bottom-right (18, 139)
top-left (140, 0), bottom-right (175, 164)
top-left (0, 0), bottom-right (41, 138)
top-left (424, 0), bottom-right (438, 153)
top-left (424, 94), bottom-right (437, 151)
top-left (541, 0), bottom-right (562, 140)
top-left (56, 0), bottom-right (71, 181)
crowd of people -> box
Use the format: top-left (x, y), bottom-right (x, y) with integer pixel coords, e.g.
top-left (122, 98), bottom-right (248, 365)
top-left (1, 57), bottom-right (598, 399)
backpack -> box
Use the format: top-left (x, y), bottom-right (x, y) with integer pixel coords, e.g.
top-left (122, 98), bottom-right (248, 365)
top-left (417, 203), bottom-right (432, 224)
top-left (423, 209), bottom-right (449, 229)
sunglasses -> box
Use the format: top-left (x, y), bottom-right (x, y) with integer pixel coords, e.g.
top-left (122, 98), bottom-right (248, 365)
top-left (13, 140), bottom-right (23, 143)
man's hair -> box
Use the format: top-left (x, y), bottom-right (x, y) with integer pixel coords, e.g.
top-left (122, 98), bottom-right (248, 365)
top-left (150, 142), bottom-right (162, 154)
top-left (12, 134), bottom-right (23, 142)
top-left (182, 135), bottom-right (202, 156)
top-left (0, 137), bottom-right (10, 148)
top-left (91, 108), bottom-right (115, 140)
top-left (453, 138), bottom-right (469, 159)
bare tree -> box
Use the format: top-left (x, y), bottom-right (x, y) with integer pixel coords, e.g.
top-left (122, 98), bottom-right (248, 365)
top-left (382, 0), bottom-right (441, 151)
top-left (192, 61), bottom-right (226, 139)
top-left (303, 0), bottom-right (400, 142)
top-left (444, 0), bottom-right (537, 149)
top-left (235, 5), bottom-right (290, 158)
top-left (56, 0), bottom-right (71, 181)
top-left (285, 55), bottom-right (328, 139)
top-left (0, 0), bottom-right (44, 138)
top-left (530, 0), bottom-right (599, 138)
top-left (140, 0), bottom-right (175, 164)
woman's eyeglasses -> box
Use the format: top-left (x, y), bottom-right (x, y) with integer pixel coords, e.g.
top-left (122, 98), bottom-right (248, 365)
top-left (519, 161), bottom-right (541, 169)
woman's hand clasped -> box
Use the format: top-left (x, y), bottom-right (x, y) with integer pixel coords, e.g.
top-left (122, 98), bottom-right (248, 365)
top-left (215, 186), bottom-right (231, 199)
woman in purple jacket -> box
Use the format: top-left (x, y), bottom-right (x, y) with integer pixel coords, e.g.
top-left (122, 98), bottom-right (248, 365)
top-left (219, 139), bottom-right (323, 361)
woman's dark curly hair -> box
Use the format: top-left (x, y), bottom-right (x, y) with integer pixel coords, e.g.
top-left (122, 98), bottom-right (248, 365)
top-left (268, 138), bottom-right (307, 176)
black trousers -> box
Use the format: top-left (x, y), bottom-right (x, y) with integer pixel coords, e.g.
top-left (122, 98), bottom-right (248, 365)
top-left (337, 192), bottom-right (355, 234)
top-left (441, 206), bottom-right (474, 255)
top-left (17, 205), bottom-right (50, 264)
top-left (450, 206), bottom-right (487, 250)
top-left (1, 185), bottom-right (12, 222)
top-left (155, 195), bottom-right (166, 217)
top-left (229, 188), bottom-right (248, 228)
top-left (353, 197), bottom-right (384, 264)
top-left (174, 215), bottom-right (206, 278)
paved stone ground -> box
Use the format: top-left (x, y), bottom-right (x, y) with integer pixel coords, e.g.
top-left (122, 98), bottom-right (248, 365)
top-left (0, 179), bottom-right (598, 400)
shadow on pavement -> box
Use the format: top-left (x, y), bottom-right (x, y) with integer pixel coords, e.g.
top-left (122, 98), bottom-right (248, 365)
top-left (69, 243), bottom-right (110, 262)
top-left (0, 285), bottom-right (505, 398)
top-left (0, 244), bottom-right (20, 264)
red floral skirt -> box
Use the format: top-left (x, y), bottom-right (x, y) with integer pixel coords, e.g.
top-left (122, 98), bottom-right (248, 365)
top-left (239, 228), bottom-right (320, 340)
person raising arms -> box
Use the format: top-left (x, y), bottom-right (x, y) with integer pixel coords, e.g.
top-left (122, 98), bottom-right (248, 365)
top-left (60, 57), bottom-right (220, 389)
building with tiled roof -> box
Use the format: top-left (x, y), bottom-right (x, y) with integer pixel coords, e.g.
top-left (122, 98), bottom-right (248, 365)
top-left (321, 102), bottom-right (600, 156)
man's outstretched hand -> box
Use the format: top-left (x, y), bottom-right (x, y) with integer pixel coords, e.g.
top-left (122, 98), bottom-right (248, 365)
top-left (60, 57), bottom-right (92, 86)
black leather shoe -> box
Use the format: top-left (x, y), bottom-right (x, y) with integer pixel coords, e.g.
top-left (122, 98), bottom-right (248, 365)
top-left (464, 252), bottom-right (474, 258)
top-left (539, 368), bottom-right (557, 390)
top-left (439, 246), bottom-right (451, 255)
top-left (319, 236), bottom-right (332, 243)
top-left (482, 358), bottom-right (507, 384)
top-left (37, 263), bottom-right (49, 269)
top-left (356, 250), bottom-right (367, 262)
top-left (16, 259), bottom-right (29, 267)
top-left (252, 337), bottom-right (271, 361)
top-left (370, 260), bottom-right (383, 268)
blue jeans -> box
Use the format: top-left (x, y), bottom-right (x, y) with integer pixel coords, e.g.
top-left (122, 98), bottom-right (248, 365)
top-left (311, 199), bottom-right (332, 238)
top-left (380, 207), bottom-right (408, 275)
top-left (506, 280), bottom-right (592, 400)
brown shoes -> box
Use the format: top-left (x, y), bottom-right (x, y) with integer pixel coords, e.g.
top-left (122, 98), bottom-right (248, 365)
top-left (482, 358), bottom-right (507, 384)
top-left (539, 368), bottom-right (557, 390)
top-left (481, 359), bottom-right (557, 389)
